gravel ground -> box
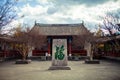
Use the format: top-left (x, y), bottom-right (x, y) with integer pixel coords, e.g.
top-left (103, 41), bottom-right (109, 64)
top-left (0, 60), bottom-right (120, 80)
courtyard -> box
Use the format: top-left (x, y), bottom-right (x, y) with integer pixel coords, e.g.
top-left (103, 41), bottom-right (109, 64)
top-left (0, 60), bottom-right (120, 80)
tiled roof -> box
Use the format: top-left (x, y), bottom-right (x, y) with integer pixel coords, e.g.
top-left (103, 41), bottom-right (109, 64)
top-left (95, 35), bottom-right (120, 43)
top-left (31, 23), bottom-right (91, 35)
top-left (35, 23), bottom-right (83, 27)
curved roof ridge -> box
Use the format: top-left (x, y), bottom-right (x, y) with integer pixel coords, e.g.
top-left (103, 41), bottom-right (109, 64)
top-left (35, 23), bottom-right (83, 27)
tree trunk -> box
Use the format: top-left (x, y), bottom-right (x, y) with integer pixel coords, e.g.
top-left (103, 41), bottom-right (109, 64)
top-left (90, 43), bottom-right (94, 61)
top-left (22, 53), bottom-right (26, 60)
top-left (90, 50), bottom-right (93, 61)
top-left (22, 56), bottom-right (26, 60)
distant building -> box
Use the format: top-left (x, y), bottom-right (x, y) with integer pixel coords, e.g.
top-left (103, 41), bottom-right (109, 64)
top-left (0, 35), bottom-right (22, 61)
top-left (30, 22), bottom-right (91, 57)
top-left (0, 23), bottom-right (93, 60)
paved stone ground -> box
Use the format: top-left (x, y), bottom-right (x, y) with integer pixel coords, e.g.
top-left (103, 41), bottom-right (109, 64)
top-left (0, 60), bottom-right (120, 80)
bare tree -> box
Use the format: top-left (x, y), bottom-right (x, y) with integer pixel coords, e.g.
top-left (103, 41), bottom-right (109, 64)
top-left (13, 24), bottom-right (46, 60)
top-left (100, 13), bottom-right (120, 51)
top-left (13, 25), bottom-right (30, 60)
top-left (102, 14), bottom-right (119, 35)
top-left (0, 0), bottom-right (17, 30)
top-left (28, 29), bottom-right (47, 50)
top-left (72, 33), bottom-right (94, 47)
top-left (72, 29), bottom-right (96, 60)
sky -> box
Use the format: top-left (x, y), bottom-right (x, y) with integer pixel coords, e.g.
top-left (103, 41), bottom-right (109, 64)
top-left (2, 0), bottom-right (120, 32)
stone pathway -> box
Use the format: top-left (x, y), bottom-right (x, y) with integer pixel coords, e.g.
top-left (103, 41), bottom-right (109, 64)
top-left (0, 60), bottom-right (120, 80)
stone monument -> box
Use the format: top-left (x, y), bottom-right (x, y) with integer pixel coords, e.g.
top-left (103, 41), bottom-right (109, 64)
top-left (49, 39), bottom-right (71, 70)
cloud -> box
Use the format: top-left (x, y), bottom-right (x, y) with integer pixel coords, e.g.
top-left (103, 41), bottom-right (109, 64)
top-left (47, 6), bottom-right (58, 14)
top-left (19, 3), bottom-right (48, 16)
top-left (49, 0), bottom-right (114, 7)
top-left (15, 0), bottom-right (120, 32)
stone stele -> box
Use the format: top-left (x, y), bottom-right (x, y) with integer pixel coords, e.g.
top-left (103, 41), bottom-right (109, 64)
top-left (49, 39), bottom-right (71, 70)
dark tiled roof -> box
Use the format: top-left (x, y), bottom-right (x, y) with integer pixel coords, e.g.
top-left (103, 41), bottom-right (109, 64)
top-left (32, 23), bottom-right (90, 35)
top-left (35, 23), bottom-right (83, 27)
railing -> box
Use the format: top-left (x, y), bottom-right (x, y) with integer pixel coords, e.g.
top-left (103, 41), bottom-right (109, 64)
top-left (32, 49), bottom-right (87, 56)
top-left (32, 50), bottom-right (48, 56)
top-left (71, 50), bottom-right (87, 56)
top-left (0, 50), bottom-right (22, 59)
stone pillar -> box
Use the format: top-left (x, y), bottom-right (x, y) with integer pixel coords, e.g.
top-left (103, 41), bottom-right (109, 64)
top-left (49, 39), bottom-right (71, 70)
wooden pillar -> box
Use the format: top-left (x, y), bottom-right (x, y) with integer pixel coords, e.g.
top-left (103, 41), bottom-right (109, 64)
top-left (68, 38), bottom-right (72, 55)
top-left (3, 42), bottom-right (6, 58)
top-left (48, 38), bottom-right (51, 55)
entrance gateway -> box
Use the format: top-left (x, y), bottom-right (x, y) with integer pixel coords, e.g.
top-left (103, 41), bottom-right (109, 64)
top-left (48, 36), bottom-right (71, 70)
